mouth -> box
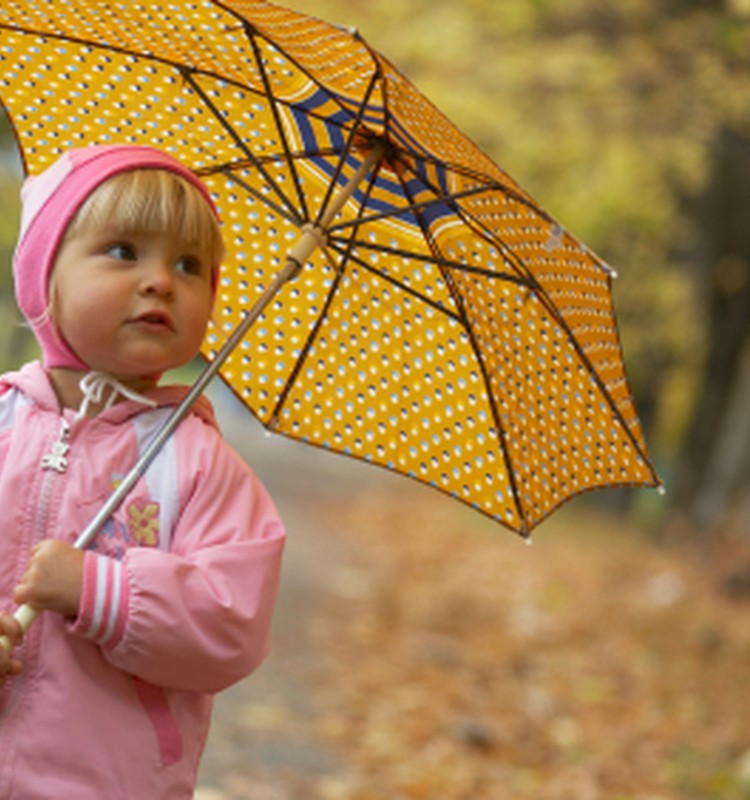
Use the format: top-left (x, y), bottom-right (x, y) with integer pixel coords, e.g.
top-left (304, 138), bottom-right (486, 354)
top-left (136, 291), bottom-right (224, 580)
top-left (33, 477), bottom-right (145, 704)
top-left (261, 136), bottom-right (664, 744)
top-left (130, 310), bottom-right (175, 332)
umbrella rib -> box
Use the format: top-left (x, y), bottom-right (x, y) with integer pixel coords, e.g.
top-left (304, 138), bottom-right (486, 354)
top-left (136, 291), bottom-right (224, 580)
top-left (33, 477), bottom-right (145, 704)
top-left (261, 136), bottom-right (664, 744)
top-left (328, 182), bottom-right (493, 232)
top-left (0, 7), bottom-right (660, 538)
top-left (178, 69), bottom-right (304, 226)
top-left (326, 241), bottom-right (462, 322)
top-left (242, 22), bottom-right (310, 221)
top-left (267, 266), bottom-right (345, 430)
top-left (388, 158), bottom-right (530, 532)
top-left (330, 156), bottom-right (546, 232)
top-left (388, 152), bottom-right (539, 283)
top-left (216, 1), bottom-right (367, 130)
top-left (399, 161), bottom-right (657, 472)
top-left (538, 299), bottom-right (659, 477)
top-left (314, 68), bottom-right (382, 228)
top-left (324, 155), bottom-right (470, 322)
top-left (327, 157), bottom-right (571, 289)
top-left (392, 156), bottom-right (658, 487)
top-left (266, 150), bottom-right (386, 427)
top-left (0, 18), bottom-right (310, 225)
top-left (213, 167), bottom-right (301, 226)
top-left (328, 235), bottom-right (531, 287)
top-left (2, 17), bottom-right (536, 236)
top-left (0, 14), bottom-right (352, 147)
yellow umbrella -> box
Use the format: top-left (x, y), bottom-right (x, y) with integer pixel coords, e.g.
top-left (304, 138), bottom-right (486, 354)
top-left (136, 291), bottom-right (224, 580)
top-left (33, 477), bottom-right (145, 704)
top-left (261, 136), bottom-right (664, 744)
top-left (0, 0), bottom-right (661, 541)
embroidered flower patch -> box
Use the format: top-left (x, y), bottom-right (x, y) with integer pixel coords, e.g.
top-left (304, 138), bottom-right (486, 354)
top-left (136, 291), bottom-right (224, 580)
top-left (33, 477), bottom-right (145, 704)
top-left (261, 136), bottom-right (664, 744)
top-left (128, 501), bottom-right (160, 547)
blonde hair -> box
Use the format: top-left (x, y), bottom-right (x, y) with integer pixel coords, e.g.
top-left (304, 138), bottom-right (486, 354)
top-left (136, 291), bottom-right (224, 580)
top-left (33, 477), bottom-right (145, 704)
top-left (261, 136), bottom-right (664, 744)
top-left (63, 168), bottom-right (225, 267)
top-left (43, 169), bottom-right (225, 324)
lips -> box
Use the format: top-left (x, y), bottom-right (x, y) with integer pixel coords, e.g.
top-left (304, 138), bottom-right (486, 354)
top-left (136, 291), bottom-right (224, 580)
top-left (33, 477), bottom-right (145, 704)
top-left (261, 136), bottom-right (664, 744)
top-left (130, 309), bottom-right (175, 332)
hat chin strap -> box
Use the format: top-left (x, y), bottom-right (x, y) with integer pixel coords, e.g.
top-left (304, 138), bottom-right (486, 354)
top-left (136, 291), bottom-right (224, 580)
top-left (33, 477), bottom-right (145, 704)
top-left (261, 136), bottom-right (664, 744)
top-left (76, 370), bottom-right (158, 419)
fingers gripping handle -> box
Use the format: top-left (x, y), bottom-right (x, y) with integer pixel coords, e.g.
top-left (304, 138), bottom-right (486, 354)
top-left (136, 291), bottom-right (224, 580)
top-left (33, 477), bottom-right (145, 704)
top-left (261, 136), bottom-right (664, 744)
top-left (0, 604), bottom-right (39, 653)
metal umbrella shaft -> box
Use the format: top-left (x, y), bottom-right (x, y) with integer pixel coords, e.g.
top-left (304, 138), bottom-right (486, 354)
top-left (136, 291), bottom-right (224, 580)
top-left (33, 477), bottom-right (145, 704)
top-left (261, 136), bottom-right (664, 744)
top-left (1, 144), bottom-right (385, 651)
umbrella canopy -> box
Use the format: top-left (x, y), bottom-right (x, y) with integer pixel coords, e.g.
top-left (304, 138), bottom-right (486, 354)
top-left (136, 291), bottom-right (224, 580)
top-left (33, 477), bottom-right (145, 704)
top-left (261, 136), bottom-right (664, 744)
top-left (0, 0), bottom-right (661, 536)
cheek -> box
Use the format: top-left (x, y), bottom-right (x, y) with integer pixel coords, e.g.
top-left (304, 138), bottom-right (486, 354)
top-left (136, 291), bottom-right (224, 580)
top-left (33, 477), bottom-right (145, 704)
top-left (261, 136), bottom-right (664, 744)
top-left (57, 283), bottom-right (112, 330)
top-left (185, 294), bottom-right (214, 346)
top-left (198, 283), bottom-right (215, 319)
top-left (54, 277), bottom-right (123, 356)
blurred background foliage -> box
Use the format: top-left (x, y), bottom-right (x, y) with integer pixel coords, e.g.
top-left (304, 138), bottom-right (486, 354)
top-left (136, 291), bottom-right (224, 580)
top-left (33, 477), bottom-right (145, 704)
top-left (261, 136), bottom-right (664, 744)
top-left (0, 0), bottom-right (748, 536)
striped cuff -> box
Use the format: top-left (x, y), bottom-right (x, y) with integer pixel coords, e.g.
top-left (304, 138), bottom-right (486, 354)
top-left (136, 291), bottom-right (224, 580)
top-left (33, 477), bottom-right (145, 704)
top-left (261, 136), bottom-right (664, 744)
top-left (72, 552), bottom-right (130, 649)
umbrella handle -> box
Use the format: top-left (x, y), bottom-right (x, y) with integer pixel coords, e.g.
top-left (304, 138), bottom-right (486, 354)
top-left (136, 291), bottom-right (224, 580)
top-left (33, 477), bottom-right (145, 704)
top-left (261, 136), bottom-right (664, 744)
top-left (0, 145), bottom-right (387, 657)
top-left (0, 258), bottom-right (303, 657)
top-left (0, 604), bottom-right (39, 654)
top-left (0, 257), bottom-right (304, 657)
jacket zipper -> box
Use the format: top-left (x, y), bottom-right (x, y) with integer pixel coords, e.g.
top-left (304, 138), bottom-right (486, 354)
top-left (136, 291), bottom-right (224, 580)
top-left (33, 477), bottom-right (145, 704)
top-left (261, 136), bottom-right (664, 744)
top-left (0, 418), bottom-right (69, 728)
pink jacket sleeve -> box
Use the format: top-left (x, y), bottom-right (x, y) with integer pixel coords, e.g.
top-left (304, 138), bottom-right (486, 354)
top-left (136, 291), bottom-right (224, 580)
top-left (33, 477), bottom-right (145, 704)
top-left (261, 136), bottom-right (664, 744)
top-left (70, 435), bottom-right (285, 692)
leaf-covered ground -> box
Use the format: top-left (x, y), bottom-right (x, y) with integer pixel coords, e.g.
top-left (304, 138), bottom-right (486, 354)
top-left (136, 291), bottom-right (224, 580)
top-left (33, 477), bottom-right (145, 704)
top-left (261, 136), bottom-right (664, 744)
top-left (306, 491), bottom-right (750, 800)
top-left (197, 457), bottom-right (750, 800)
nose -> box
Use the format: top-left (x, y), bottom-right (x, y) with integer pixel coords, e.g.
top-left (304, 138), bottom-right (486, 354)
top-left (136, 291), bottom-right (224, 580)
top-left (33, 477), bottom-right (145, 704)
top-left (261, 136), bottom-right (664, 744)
top-left (140, 260), bottom-right (175, 298)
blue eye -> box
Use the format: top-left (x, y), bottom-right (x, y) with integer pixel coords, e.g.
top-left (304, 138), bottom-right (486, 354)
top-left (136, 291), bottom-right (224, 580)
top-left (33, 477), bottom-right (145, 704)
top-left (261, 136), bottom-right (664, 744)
top-left (175, 256), bottom-right (204, 276)
top-left (106, 243), bottom-right (137, 261)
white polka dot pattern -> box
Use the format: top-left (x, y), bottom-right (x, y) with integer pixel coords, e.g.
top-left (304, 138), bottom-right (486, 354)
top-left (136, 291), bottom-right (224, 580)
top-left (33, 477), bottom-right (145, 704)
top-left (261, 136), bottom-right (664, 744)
top-left (0, 0), bottom-right (660, 534)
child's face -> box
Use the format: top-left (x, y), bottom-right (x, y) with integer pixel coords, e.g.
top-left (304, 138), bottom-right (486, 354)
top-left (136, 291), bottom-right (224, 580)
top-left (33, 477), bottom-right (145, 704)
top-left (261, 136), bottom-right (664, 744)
top-left (51, 222), bottom-right (215, 382)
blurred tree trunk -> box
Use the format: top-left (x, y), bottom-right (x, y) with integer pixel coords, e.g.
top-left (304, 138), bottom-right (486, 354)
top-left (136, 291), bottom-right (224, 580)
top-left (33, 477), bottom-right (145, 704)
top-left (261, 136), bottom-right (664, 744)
top-left (671, 126), bottom-right (750, 531)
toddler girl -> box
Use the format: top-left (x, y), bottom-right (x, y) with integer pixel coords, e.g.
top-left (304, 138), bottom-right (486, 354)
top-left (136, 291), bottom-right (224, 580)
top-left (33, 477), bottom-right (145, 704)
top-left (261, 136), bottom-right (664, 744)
top-left (0, 145), bottom-right (285, 797)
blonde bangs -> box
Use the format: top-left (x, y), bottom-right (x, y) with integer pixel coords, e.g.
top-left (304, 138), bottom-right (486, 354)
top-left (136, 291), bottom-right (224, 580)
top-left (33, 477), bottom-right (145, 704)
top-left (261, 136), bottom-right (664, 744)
top-left (65, 169), bottom-right (225, 266)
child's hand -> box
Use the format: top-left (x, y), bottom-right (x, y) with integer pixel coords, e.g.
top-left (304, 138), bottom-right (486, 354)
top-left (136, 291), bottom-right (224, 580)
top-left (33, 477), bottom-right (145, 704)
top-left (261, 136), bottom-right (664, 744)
top-left (13, 541), bottom-right (85, 619)
top-left (0, 612), bottom-right (24, 684)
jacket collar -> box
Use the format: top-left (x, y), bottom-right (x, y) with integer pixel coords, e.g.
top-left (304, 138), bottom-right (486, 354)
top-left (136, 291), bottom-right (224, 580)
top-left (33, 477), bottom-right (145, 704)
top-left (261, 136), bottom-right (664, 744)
top-left (0, 360), bottom-right (218, 429)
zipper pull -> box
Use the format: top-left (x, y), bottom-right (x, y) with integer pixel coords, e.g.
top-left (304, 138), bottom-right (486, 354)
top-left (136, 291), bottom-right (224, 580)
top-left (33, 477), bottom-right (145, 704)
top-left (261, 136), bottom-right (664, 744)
top-left (41, 418), bottom-right (71, 473)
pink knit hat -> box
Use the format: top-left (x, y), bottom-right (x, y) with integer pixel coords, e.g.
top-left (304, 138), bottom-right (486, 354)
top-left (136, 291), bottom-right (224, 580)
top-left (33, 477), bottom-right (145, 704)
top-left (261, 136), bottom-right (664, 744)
top-left (13, 145), bottom-right (221, 370)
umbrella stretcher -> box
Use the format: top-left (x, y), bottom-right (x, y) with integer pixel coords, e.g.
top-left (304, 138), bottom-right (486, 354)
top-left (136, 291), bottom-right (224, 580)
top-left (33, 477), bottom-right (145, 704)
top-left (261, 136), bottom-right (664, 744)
top-left (0, 0), bottom-right (662, 644)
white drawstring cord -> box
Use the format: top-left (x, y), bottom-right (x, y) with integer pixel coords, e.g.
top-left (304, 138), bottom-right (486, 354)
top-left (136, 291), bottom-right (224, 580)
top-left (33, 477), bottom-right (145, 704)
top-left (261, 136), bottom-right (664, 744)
top-left (41, 373), bottom-right (158, 472)
top-left (76, 371), bottom-right (158, 420)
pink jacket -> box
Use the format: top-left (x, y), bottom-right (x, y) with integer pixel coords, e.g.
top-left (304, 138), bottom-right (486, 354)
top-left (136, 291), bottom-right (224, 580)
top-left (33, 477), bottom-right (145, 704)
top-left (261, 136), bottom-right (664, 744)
top-left (0, 362), bottom-right (285, 798)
